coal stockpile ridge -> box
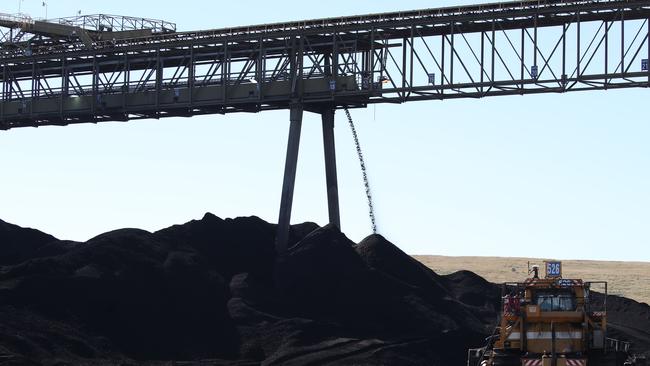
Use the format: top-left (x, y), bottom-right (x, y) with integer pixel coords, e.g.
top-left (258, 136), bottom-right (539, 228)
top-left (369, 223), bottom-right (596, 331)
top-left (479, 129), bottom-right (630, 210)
top-left (0, 215), bottom-right (648, 365)
top-left (0, 219), bottom-right (60, 266)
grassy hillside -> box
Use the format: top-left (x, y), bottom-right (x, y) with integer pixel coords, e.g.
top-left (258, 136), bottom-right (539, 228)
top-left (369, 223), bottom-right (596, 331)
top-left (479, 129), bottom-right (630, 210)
top-left (413, 255), bottom-right (650, 305)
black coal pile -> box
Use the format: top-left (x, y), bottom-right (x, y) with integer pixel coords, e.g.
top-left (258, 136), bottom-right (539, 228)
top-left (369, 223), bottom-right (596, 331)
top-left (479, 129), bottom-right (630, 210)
top-left (592, 292), bottom-right (650, 357)
top-left (0, 214), bottom-right (647, 365)
top-left (0, 219), bottom-right (61, 266)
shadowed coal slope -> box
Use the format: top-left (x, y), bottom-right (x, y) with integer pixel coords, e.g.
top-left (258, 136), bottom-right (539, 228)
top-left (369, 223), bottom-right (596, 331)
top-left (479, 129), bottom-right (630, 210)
top-left (0, 214), bottom-right (647, 365)
top-left (0, 219), bottom-right (61, 266)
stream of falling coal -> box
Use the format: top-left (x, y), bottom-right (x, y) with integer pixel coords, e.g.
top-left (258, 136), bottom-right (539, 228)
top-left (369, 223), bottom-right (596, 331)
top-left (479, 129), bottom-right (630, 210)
top-left (344, 107), bottom-right (377, 234)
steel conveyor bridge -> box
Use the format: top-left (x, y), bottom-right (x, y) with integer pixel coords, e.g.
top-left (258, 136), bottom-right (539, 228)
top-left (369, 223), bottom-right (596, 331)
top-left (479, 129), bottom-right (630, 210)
top-left (2, 0), bottom-right (649, 251)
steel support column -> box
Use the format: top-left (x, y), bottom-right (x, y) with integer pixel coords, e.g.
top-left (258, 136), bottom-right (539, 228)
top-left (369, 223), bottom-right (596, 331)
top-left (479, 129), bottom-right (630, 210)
top-left (321, 108), bottom-right (340, 229)
top-left (275, 104), bottom-right (304, 254)
top-left (1, 63), bottom-right (5, 125)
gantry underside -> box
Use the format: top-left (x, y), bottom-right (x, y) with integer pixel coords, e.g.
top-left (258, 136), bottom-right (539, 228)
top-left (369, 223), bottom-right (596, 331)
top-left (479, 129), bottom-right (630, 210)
top-left (1, 0), bottom-right (649, 129)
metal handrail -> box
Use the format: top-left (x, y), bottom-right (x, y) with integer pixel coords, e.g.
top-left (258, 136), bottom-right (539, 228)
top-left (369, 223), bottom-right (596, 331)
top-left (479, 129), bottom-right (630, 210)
top-left (0, 13), bottom-right (34, 26)
top-left (606, 337), bottom-right (632, 353)
top-left (2, 0), bottom-right (649, 60)
top-left (48, 14), bottom-right (176, 33)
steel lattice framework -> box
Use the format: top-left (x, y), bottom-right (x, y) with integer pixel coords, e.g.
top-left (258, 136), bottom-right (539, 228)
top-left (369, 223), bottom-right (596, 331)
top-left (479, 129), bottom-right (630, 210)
top-left (1, 0), bottom-right (649, 129)
top-left (1, 0), bottom-right (649, 250)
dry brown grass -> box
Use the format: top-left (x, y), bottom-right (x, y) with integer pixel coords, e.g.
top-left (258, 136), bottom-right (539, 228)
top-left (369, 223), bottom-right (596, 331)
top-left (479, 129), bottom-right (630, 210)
top-left (413, 255), bottom-right (650, 305)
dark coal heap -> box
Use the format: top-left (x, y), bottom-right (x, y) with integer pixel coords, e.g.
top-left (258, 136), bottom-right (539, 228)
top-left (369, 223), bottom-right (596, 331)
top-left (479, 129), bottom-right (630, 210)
top-left (0, 215), bottom-right (648, 365)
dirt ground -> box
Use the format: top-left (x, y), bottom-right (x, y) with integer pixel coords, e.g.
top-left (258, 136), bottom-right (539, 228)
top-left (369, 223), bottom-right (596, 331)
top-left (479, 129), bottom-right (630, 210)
top-left (413, 255), bottom-right (650, 305)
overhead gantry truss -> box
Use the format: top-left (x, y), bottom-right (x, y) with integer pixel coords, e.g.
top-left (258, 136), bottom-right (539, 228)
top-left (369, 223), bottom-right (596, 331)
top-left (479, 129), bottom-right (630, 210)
top-left (0, 0), bottom-right (648, 130)
top-left (1, 0), bottom-right (649, 252)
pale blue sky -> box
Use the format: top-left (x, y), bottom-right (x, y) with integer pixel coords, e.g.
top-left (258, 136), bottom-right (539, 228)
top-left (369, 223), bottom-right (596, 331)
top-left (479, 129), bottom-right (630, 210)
top-left (1, 0), bottom-right (649, 261)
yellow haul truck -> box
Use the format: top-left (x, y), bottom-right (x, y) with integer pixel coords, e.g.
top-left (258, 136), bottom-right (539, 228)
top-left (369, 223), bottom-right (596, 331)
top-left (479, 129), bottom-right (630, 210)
top-left (468, 261), bottom-right (645, 366)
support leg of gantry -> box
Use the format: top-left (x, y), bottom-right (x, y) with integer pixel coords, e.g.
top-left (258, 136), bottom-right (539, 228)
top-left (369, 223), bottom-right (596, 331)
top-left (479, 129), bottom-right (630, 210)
top-left (275, 104), bottom-right (304, 254)
top-left (321, 108), bottom-right (340, 229)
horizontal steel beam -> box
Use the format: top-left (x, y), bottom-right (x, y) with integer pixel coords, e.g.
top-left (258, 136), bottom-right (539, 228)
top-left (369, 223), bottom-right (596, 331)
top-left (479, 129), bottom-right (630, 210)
top-left (1, 0), bottom-right (649, 130)
top-left (3, 0), bottom-right (650, 62)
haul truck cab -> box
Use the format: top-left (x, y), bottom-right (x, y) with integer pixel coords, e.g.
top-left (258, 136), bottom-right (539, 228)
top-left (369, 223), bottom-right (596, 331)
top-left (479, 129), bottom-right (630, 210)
top-left (468, 261), bottom-right (642, 366)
